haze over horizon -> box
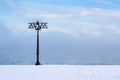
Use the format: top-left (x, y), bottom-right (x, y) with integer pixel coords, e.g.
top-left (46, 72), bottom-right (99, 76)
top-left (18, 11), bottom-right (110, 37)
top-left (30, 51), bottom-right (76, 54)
top-left (0, 0), bottom-right (120, 64)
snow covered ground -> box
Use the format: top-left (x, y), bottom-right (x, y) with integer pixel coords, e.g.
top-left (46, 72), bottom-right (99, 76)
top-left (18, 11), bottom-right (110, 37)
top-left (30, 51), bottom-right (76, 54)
top-left (0, 65), bottom-right (120, 80)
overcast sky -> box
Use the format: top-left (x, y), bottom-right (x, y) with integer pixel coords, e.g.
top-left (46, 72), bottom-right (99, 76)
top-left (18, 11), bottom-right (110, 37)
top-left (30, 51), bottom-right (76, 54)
top-left (0, 0), bottom-right (120, 64)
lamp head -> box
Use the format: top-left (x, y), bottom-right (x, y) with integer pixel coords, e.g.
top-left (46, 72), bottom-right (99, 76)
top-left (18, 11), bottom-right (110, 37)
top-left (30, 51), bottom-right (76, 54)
top-left (28, 20), bottom-right (48, 30)
top-left (28, 23), bottom-right (35, 29)
top-left (36, 20), bottom-right (40, 26)
top-left (42, 25), bottom-right (48, 29)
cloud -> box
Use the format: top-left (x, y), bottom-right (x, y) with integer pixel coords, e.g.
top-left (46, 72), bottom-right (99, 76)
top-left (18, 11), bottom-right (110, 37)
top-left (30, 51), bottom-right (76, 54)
top-left (92, 0), bottom-right (113, 5)
top-left (92, 0), bottom-right (118, 6)
top-left (1, 1), bottom-right (120, 37)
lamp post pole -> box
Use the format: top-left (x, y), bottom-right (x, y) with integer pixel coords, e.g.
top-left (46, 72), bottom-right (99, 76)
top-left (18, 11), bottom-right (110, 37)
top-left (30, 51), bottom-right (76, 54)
top-left (36, 30), bottom-right (40, 65)
top-left (28, 20), bottom-right (48, 65)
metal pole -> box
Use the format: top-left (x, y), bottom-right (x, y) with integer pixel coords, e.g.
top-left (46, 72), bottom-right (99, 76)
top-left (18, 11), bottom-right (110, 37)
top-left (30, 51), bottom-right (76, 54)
top-left (28, 20), bottom-right (47, 65)
top-left (35, 30), bottom-right (40, 65)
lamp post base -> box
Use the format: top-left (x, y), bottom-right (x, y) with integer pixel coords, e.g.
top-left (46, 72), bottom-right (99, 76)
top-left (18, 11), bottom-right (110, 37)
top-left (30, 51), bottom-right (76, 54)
top-left (35, 61), bottom-right (41, 65)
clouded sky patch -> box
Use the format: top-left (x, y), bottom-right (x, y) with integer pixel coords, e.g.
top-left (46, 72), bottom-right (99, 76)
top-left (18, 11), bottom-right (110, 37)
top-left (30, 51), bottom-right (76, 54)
top-left (0, 0), bottom-right (120, 64)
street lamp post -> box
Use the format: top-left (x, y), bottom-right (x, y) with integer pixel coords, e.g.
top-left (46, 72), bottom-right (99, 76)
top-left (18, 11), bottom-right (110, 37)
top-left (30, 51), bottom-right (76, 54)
top-left (28, 20), bottom-right (48, 65)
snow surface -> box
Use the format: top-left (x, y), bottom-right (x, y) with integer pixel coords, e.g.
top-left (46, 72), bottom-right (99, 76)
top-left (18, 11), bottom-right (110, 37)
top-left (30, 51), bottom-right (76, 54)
top-left (0, 65), bottom-right (120, 80)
